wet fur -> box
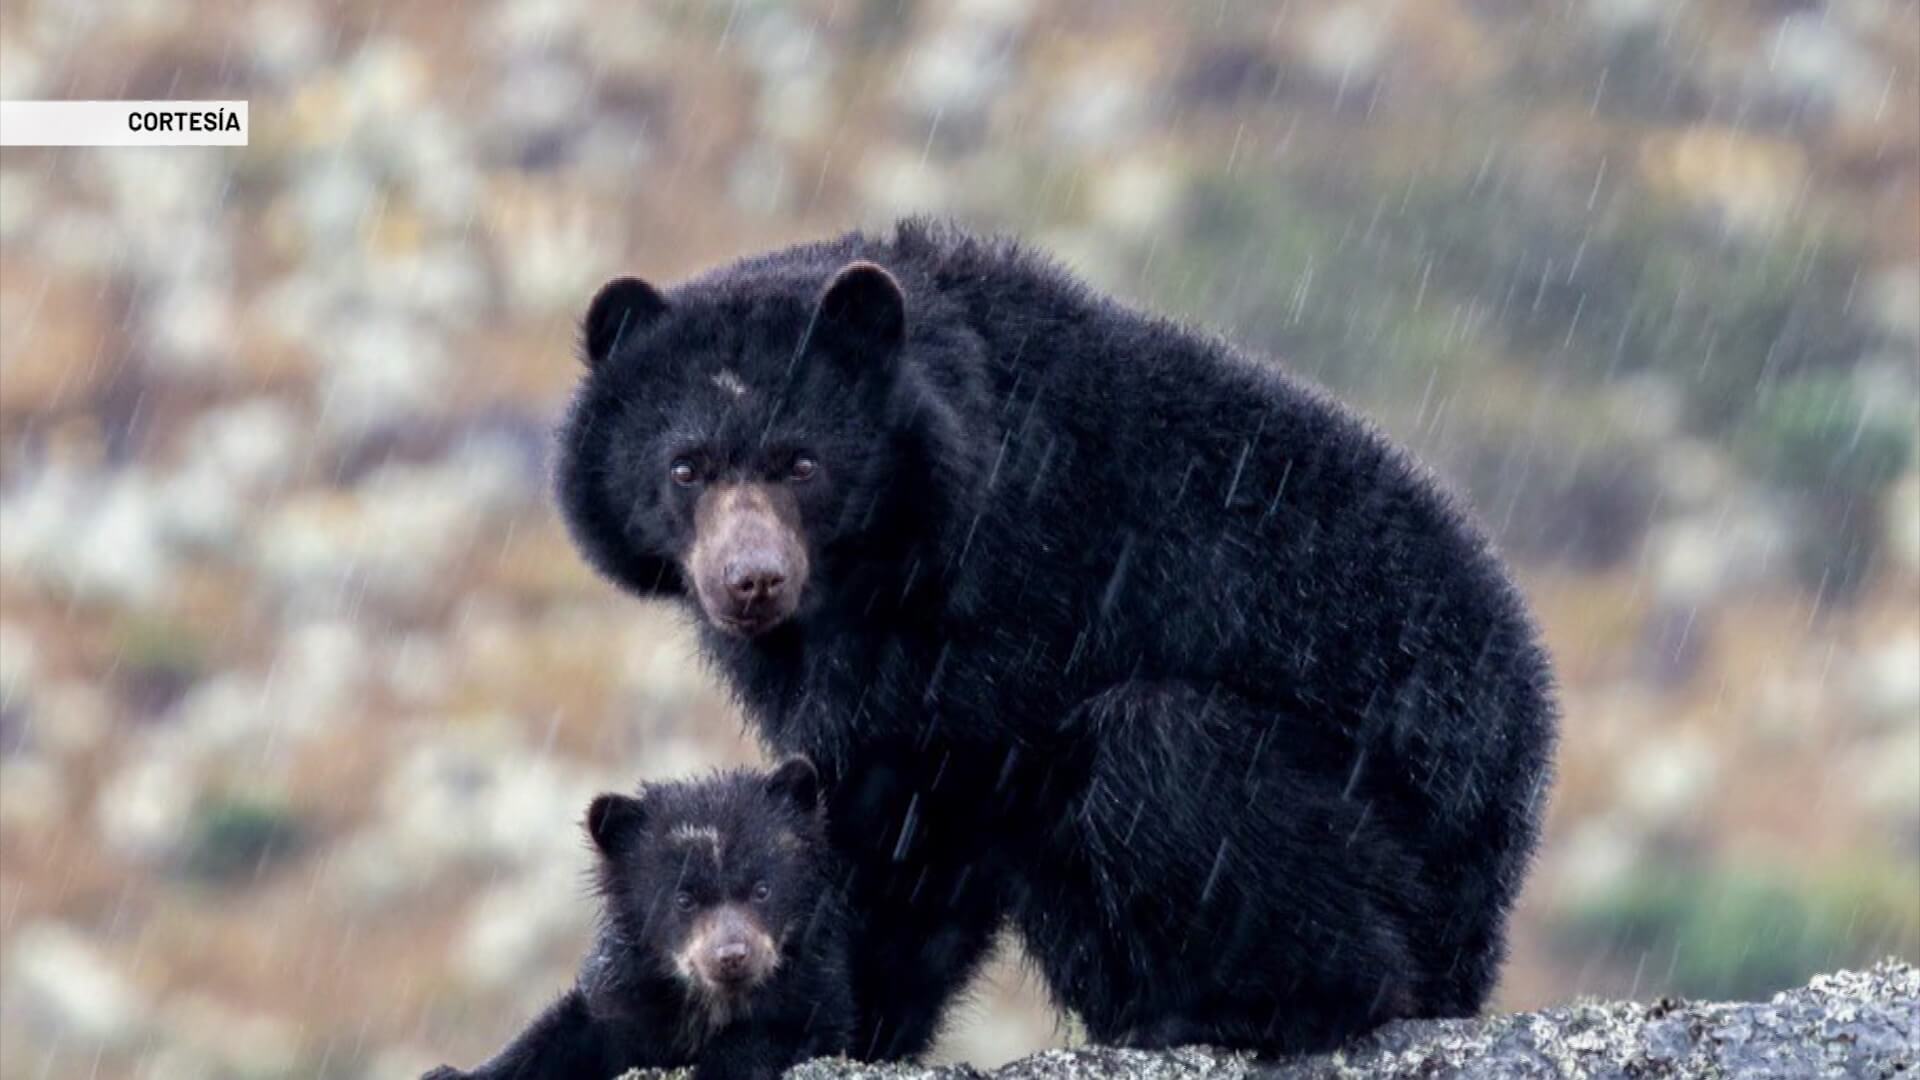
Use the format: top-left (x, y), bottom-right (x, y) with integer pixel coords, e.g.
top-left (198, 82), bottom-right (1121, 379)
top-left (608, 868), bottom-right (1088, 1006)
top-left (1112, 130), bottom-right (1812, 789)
top-left (556, 220), bottom-right (1558, 1058)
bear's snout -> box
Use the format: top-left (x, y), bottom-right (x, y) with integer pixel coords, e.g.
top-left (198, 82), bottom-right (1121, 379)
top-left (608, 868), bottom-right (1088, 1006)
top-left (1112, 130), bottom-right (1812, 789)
top-left (684, 904), bottom-right (778, 992)
top-left (723, 556), bottom-right (787, 604)
top-left (688, 484), bottom-right (808, 636)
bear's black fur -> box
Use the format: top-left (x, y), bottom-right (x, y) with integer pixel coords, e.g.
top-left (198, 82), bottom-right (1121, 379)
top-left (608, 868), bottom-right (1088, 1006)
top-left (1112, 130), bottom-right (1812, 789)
top-left (423, 760), bottom-right (852, 1080)
top-left (555, 220), bottom-right (1558, 1058)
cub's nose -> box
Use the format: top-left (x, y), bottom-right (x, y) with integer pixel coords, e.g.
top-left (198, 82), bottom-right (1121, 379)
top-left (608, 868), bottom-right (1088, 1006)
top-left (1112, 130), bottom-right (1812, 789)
top-left (710, 940), bottom-right (752, 981)
top-left (724, 560), bottom-right (787, 603)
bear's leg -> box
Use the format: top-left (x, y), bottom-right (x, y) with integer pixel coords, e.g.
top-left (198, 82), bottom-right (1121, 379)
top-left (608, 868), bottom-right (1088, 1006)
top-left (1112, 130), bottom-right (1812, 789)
top-left (1018, 681), bottom-right (1426, 1056)
top-left (828, 748), bottom-right (1018, 1062)
top-left (844, 855), bottom-right (1004, 1060)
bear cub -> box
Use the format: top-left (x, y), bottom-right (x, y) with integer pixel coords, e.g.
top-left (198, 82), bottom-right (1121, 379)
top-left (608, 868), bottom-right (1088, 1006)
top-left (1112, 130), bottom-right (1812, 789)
top-left (423, 759), bottom-right (852, 1080)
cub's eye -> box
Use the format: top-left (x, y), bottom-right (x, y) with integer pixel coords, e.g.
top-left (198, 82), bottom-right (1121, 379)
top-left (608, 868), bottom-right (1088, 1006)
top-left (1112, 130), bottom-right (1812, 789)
top-left (673, 891), bottom-right (696, 912)
top-left (788, 455), bottom-right (817, 482)
top-left (670, 459), bottom-right (698, 487)
top-left (751, 881), bottom-right (772, 902)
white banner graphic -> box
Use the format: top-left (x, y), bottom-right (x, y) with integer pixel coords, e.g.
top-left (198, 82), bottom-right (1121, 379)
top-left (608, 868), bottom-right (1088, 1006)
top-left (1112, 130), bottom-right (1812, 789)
top-left (0, 101), bottom-right (249, 147)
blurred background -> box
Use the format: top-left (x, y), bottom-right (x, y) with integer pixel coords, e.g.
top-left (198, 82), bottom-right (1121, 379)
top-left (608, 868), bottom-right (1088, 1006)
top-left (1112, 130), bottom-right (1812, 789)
top-left (0, 1), bottom-right (1915, 1076)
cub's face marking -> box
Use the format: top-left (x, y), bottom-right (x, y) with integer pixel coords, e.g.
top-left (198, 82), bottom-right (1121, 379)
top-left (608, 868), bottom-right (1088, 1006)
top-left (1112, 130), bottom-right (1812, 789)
top-left (668, 824), bottom-right (722, 848)
top-left (673, 901), bottom-right (780, 998)
top-left (667, 823), bottom-right (724, 869)
top-left (711, 369), bottom-right (749, 398)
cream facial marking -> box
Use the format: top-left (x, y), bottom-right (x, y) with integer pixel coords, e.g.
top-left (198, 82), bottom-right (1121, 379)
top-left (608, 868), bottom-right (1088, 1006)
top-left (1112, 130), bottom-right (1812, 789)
top-left (673, 904), bottom-right (781, 1022)
top-left (712, 369), bottom-right (749, 397)
top-left (668, 823), bottom-right (724, 868)
top-left (668, 824), bottom-right (722, 847)
top-left (685, 481), bottom-right (810, 637)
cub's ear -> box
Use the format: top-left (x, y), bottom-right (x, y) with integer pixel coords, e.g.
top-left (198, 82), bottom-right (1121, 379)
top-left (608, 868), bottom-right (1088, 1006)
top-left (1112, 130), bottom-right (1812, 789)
top-left (586, 793), bottom-right (647, 856)
top-left (814, 262), bottom-right (905, 357)
top-left (764, 757), bottom-right (821, 814)
top-left (582, 277), bottom-right (668, 368)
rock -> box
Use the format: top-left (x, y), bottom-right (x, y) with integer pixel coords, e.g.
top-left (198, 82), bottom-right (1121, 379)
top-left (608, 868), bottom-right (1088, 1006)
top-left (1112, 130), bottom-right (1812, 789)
top-left (743, 10), bottom-right (836, 143)
top-left (1045, 59), bottom-right (1149, 152)
top-left (376, 720), bottom-right (607, 872)
top-left (316, 315), bottom-right (452, 439)
top-left (613, 962), bottom-right (1919, 1080)
top-left (383, 631), bottom-right (456, 709)
top-left (281, 157), bottom-right (380, 249)
top-left (1553, 815), bottom-right (1642, 900)
top-left (1644, 499), bottom-right (1793, 607)
top-left (482, 0), bottom-right (590, 55)
top-left (153, 461), bottom-right (245, 555)
top-left (183, 397), bottom-right (303, 494)
top-left (253, 447), bottom-right (523, 610)
top-left (2, 922), bottom-right (150, 1052)
top-left (1846, 726), bottom-right (1920, 832)
top-left (0, 464), bottom-right (176, 606)
top-left (144, 281), bottom-right (238, 377)
top-left (0, 167), bottom-right (44, 244)
top-left (1299, 3), bottom-right (1389, 91)
top-left (485, 182), bottom-right (618, 314)
top-left (95, 752), bottom-right (198, 861)
top-left (898, 22), bottom-right (1012, 129)
top-left (1615, 730), bottom-right (1719, 829)
top-left (1604, 374), bottom-right (1688, 444)
top-left (0, 264), bottom-right (112, 416)
top-left (1087, 156), bottom-right (1184, 238)
top-left (268, 617), bottom-right (370, 733)
top-left (33, 681), bottom-right (113, 757)
top-left (1584, 0), bottom-right (1663, 38)
top-left (0, 754), bottom-right (67, 830)
top-left (159, 992), bottom-right (305, 1077)
top-left (326, 721), bottom-right (605, 912)
top-left (245, 0), bottom-right (328, 82)
top-left (33, 208), bottom-right (125, 276)
top-left (0, 34), bottom-right (46, 98)
top-left (1886, 470), bottom-right (1920, 578)
top-left (858, 148), bottom-right (955, 219)
top-left (1765, 14), bottom-right (1885, 121)
top-left (1847, 629), bottom-right (1920, 731)
top-left (487, 59), bottom-right (591, 163)
top-left (729, 144), bottom-right (793, 217)
top-left (363, 1044), bottom-right (448, 1080)
top-left (454, 857), bottom-right (593, 989)
top-left (0, 620), bottom-right (38, 717)
top-left (1637, 128), bottom-right (1808, 236)
top-left (85, 146), bottom-right (228, 225)
top-left (1864, 263), bottom-right (1920, 348)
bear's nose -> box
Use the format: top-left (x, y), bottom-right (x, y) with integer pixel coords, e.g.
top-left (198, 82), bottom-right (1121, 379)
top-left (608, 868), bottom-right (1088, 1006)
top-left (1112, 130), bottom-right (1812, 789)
top-left (724, 560), bottom-right (786, 603)
top-left (711, 941), bottom-right (751, 979)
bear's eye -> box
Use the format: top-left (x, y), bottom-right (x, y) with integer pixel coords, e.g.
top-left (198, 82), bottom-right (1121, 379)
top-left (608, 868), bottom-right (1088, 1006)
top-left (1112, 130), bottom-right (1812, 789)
top-left (673, 891), bottom-right (696, 912)
top-left (751, 881), bottom-right (772, 902)
top-left (788, 455), bottom-right (817, 483)
top-left (670, 459), bottom-right (698, 487)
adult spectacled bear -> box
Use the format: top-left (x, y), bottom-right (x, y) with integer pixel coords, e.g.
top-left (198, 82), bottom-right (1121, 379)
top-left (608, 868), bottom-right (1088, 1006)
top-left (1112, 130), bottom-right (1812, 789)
top-left (555, 219), bottom-right (1557, 1059)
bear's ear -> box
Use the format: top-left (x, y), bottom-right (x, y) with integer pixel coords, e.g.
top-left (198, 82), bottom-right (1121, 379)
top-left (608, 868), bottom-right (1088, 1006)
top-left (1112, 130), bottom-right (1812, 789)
top-left (582, 277), bottom-right (668, 368)
top-left (586, 793), bottom-right (647, 856)
top-left (764, 757), bottom-right (821, 814)
top-left (813, 262), bottom-right (905, 358)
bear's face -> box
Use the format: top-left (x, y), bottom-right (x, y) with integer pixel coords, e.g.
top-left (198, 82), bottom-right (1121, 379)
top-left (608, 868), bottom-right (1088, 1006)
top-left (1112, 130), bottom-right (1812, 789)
top-left (557, 263), bottom-right (910, 638)
top-left (587, 760), bottom-right (829, 1010)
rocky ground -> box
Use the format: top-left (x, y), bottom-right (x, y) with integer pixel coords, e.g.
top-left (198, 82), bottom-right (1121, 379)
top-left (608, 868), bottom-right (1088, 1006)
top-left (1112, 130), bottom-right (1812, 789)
top-left (614, 961), bottom-right (1919, 1080)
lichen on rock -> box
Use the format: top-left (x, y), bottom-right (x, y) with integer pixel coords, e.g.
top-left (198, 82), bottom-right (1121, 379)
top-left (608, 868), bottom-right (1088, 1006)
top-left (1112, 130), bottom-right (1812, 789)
top-left (616, 960), bottom-right (1918, 1080)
